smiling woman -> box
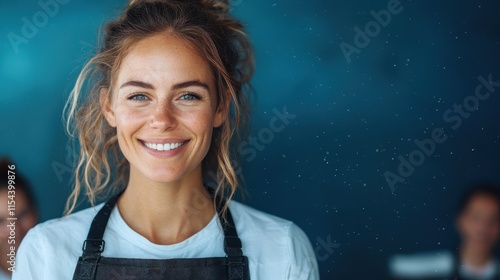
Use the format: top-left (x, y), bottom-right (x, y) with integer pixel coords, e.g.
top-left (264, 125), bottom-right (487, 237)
top-left (12, 1), bottom-right (319, 280)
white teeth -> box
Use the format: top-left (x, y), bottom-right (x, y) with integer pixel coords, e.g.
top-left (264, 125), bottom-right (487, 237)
top-left (144, 141), bottom-right (184, 152)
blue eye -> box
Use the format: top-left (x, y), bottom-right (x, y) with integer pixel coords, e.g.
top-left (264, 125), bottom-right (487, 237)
top-left (179, 93), bottom-right (201, 101)
top-left (128, 94), bottom-right (148, 102)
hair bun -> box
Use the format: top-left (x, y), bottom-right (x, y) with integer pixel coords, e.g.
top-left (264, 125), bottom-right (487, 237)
top-left (128, 0), bottom-right (232, 14)
top-left (202, 0), bottom-right (231, 14)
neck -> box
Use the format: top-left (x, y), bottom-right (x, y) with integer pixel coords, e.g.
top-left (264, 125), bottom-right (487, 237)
top-left (117, 165), bottom-right (215, 245)
top-left (460, 244), bottom-right (492, 268)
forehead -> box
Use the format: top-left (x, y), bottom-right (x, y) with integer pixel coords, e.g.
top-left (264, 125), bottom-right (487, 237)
top-left (116, 33), bottom-right (214, 85)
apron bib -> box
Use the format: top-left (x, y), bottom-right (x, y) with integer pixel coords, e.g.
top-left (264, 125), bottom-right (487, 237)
top-left (72, 192), bottom-right (250, 280)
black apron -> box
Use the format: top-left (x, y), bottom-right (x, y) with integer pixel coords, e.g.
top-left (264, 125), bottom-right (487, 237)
top-left (72, 192), bottom-right (250, 280)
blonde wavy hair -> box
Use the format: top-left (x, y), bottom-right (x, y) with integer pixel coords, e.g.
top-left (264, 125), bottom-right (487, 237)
top-left (64, 0), bottom-right (253, 215)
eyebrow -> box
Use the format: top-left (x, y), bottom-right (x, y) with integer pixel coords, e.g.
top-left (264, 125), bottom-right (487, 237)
top-left (172, 80), bottom-right (209, 91)
top-left (120, 80), bottom-right (154, 89)
top-left (120, 80), bottom-right (209, 91)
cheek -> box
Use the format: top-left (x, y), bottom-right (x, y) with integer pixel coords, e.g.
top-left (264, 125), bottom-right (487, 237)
top-left (185, 109), bottom-right (214, 131)
top-left (112, 101), bottom-right (216, 140)
top-left (460, 219), bottom-right (475, 234)
top-left (0, 229), bottom-right (8, 239)
top-left (115, 107), bottom-right (146, 134)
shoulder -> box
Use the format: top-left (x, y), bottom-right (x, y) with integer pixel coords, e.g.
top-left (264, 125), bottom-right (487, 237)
top-left (30, 203), bottom-right (105, 247)
top-left (229, 201), bottom-right (319, 280)
top-left (228, 200), bottom-right (313, 250)
top-left (0, 270), bottom-right (9, 280)
top-left (13, 204), bottom-right (105, 280)
top-left (228, 200), bottom-right (293, 233)
top-left (388, 250), bottom-right (454, 278)
top-left (229, 200), bottom-right (310, 249)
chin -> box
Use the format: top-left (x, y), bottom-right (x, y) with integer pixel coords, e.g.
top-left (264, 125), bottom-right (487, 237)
top-left (142, 168), bottom-right (186, 184)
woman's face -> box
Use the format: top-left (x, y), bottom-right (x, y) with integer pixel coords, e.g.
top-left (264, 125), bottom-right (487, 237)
top-left (103, 33), bottom-right (225, 184)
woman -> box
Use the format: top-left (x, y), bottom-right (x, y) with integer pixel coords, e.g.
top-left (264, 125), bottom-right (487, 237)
top-left (13, 0), bottom-right (319, 279)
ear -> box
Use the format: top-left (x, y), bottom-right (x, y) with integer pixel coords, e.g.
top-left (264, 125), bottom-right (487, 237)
top-left (213, 93), bottom-right (229, 128)
top-left (100, 87), bottom-right (117, 127)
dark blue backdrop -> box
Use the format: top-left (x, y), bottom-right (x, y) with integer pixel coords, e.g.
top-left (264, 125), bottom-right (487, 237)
top-left (1, 0), bottom-right (500, 278)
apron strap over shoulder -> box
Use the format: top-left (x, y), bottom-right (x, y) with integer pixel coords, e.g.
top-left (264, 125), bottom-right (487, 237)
top-left (81, 193), bottom-right (119, 258)
top-left (76, 193), bottom-right (120, 280)
top-left (218, 199), bottom-right (246, 280)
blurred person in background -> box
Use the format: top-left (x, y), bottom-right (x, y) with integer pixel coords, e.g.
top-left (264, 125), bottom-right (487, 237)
top-left (389, 184), bottom-right (500, 280)
top-left (455, 184), bottom-right (500, 279)
top-left (0, 158), bottom-right (38, 280)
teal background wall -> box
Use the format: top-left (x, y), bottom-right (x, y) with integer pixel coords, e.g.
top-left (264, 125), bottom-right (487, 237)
top-left (1, 0), bottom-right (500, 278)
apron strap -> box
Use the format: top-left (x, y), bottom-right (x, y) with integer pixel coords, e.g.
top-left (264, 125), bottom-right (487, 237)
top-left (79, 188), bottom-right (246, 280)
top-left (221, 206), bottom-right (245, 280)
top-left (81, 193), bottom-right (119, 258)
top-left (77, 192), bottom-right (120, 279)
top-left (213, 189), bottom-right (246, 280)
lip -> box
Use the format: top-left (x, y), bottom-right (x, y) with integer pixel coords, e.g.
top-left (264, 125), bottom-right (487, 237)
top-left (140, 138), bottom-right (189, 144)
top-left (139, 138), bottom-right (189, 158)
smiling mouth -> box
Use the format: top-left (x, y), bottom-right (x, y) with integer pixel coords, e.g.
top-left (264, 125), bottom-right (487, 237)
top-left (142, 141), bottom-right (187, 151)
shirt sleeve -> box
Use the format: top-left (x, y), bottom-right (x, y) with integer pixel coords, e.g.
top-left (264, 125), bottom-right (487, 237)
top-left (285, 223), bottom-right (320, 280)
top-left (12, 226), bottom-right (46, 280)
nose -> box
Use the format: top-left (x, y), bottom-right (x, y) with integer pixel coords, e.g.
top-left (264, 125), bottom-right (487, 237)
top-left (149, 103), bottom-right (177, 131)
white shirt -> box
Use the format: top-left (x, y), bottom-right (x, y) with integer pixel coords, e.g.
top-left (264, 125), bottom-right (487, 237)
top-left (13, 200), bottom-right (319, 280)
top-left (389, 250), bottom-right (498, 279)
top-left (461, 259), bottom-right (497, 279)
top-left (0, 270), bottom-right (9, 280)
